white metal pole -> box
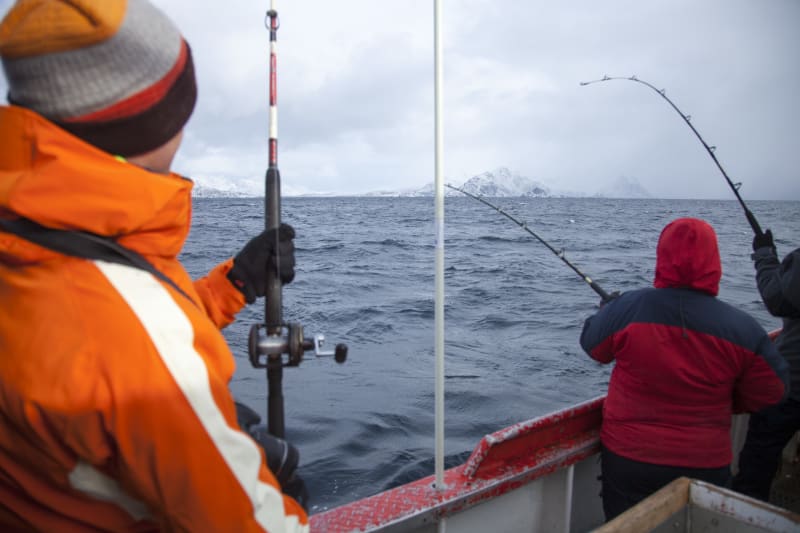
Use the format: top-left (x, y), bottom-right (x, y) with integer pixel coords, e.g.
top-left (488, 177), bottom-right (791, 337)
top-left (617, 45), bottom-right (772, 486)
top-left (433, 0), bottom-right (445, 493)
top-left (563, 464), bottom-right (574, 533)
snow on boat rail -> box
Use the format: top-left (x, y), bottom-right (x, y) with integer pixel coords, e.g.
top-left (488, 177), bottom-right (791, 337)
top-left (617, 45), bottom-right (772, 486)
top-left (310, 396), bottom-right (606, 532)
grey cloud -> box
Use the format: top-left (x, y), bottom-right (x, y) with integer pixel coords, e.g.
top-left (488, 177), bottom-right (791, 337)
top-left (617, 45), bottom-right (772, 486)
top-left (1, 0), bottom-right (797, 199)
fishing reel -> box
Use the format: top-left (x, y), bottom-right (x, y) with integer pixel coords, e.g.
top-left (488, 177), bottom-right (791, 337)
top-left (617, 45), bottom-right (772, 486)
top-left (248, 322), bottom-right (347, 368)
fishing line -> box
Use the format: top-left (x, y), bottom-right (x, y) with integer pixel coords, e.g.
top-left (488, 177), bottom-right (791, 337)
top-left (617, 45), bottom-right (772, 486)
top-left (580, 75), bottom-right (764, 236)
top-left (446, 184), bottom-right (615, 303)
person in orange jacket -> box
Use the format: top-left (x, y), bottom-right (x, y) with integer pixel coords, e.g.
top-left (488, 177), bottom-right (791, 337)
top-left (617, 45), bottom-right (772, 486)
top-left (0, 0), bottom-right (308, 531)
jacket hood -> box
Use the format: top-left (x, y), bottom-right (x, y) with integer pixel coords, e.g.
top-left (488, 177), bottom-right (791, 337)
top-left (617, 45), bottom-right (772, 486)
top-left (654, 217), bottom-right (721, 296)
top-left (0, 105), bottom-right (193, 259)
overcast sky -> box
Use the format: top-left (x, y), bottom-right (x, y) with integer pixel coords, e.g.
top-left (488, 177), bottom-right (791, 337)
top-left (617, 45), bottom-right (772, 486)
top-left (1, 0), bottom-right (798, 199)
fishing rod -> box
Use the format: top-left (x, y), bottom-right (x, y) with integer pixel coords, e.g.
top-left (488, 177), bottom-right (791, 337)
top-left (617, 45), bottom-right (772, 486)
top-left (579, 75), bottom-right (764, 236)
top-left (446, 184), bottom-right (615, 303)
top-left (248, 3), bottom-right (346, 439)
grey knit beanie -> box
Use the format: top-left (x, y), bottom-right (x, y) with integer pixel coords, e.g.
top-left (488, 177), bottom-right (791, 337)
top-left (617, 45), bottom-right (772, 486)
top-left (0, 0), bottom-right (197, 156)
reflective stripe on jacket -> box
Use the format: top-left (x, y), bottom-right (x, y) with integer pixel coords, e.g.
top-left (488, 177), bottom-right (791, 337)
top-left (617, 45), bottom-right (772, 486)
top-left (0, 106), bottom-right (308, 532)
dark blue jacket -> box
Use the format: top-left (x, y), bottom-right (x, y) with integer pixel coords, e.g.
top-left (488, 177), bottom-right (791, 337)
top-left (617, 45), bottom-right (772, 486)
top-left (753, 245), bottom-right (800, 401)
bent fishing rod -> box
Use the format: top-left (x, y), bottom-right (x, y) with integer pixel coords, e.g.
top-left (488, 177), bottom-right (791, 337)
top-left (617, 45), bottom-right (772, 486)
top-left (580, 75), bottom-right (764, 236)
top-left (446, 184), bottom-right (615, 303)
top-left (249, 3), bottom-right (346, 439)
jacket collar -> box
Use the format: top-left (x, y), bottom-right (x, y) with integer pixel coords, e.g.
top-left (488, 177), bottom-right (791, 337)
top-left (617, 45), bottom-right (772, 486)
top-left (0, 106), bottom-right (193, 260)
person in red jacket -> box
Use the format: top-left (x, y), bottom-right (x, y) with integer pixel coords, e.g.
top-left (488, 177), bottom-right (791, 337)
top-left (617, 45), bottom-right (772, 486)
top-left (580, 217), bottom-right (789, 521)
top-left (0, 0), bottom-right (307, 531)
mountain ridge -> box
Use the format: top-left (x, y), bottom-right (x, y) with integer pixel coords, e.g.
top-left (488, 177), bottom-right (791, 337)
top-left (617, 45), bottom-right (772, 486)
top-left (192, 167), bottom-right (652, 199)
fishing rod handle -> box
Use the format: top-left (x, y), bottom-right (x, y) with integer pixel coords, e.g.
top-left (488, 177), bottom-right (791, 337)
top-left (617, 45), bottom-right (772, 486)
top-left (589, 281), bottom-right (612, 303)
top-left (745, 210), bottom-right (764, 236)
top-left (267, 362), bottom-right (285, 438)
top-left (265, 167), bottom-right (282, 333)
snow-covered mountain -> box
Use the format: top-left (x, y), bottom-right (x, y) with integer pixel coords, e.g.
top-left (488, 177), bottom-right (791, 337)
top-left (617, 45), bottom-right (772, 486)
top-left (458, 168), bottom-right (551, 197)
top-left (192, 183), bottom-right (253, 198)
top-left (192, 176), bottom-right (312, 198)
top-left (389, 167), bottom-right (551, 197)
top-left (388, 169), bottom-right (652, 198)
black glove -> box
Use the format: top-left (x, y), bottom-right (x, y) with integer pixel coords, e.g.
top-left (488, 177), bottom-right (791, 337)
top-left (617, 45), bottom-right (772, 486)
top-left (752, 229), bottom-right (775, 253)
top-left (235, 402), bottom-right (309, 511)
top-left (228, 224), bottom-right (296, 304)
top-left (280, 473), bottom-right (309, 512)
top-left (249, 425), bottom-right (309, 511)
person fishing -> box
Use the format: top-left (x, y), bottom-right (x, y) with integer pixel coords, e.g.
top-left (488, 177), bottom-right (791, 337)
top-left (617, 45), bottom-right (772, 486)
top-left (732, 231), bottom-right (800, 502)
top-left (580, 217), bottom-right (789, 521)
top-left (0, 0), bottom-right (308, 530)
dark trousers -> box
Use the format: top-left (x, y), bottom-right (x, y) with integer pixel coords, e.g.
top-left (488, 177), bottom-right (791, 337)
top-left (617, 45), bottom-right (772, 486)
top-left (600, 446), bottom-right (732, 522)
top-left (732, 398), bottom-right (800, 502)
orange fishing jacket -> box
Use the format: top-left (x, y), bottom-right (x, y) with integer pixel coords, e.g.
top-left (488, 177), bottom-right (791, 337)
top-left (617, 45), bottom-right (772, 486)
top-left (0, 106), bottom-right (308, 532)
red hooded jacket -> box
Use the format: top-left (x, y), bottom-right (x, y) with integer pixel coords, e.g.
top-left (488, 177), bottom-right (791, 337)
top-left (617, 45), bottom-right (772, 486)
top-left (580, 218), bottom-right (789, 468)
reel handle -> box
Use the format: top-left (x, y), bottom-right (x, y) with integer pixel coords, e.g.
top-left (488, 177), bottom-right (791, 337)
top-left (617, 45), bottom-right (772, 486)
top-left (304, 334), bottom-right (348, 363)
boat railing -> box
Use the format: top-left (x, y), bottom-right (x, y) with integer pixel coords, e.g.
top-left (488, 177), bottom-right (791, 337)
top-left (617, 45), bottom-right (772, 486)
top-left (310, 396), bottom-right (606, 532)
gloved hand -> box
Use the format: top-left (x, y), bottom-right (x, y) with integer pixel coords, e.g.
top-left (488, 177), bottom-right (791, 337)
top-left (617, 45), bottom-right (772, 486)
top-left (249, 425), bottom-right (309, 511)
top-left (235, 401), bottom-right (309, 511)
top-left (228, 224), bottom-right (296, 304)
top-left (752, 229), bottom-right (775, 253)
top-left (280, 473), bottom-right (310, 512)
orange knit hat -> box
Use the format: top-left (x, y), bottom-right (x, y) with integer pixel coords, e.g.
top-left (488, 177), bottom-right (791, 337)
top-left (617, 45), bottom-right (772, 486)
top-left (0, 0), bottom-right (197, 156)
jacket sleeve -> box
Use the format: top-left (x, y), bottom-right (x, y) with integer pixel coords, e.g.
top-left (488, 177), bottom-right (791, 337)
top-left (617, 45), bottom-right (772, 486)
top-left (733, 331), bottom-right (790, 413)
top-left (193, 258), bottom-right (247, 329)
top-left (753, 247), bottom-right (800, 318)
top-left (580, 298), bottom-right (626, 364)
top-left (115, 365), bottom-right (309, 532)
top-left (87, 262), bottom-right (307, 532)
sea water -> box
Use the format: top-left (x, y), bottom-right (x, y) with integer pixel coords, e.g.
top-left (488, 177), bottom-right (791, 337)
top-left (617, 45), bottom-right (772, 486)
top-left (181, 196), bottom-right (799, 512)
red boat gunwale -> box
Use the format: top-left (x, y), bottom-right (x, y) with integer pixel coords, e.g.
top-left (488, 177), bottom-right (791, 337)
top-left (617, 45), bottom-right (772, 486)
top-left (310, 396), bottom-right (604, 532)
